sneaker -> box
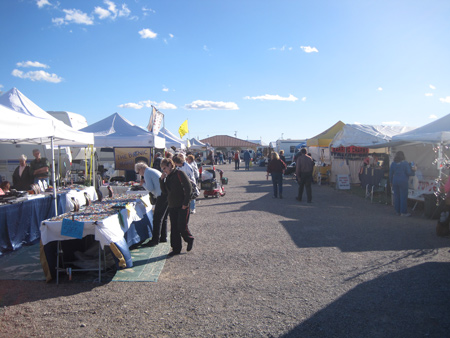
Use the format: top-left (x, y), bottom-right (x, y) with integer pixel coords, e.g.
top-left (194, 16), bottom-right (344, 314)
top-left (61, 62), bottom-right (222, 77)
top-left (187, 238), bottom-right (194, 252)
top-left (401, 213), bottom-right (411, 217)
top-left (296, 197), bottom-right (302, 202)
top-left (168, 250), bottom-right (181, 257)
top-left (191, 209), bottom-right (196, 214)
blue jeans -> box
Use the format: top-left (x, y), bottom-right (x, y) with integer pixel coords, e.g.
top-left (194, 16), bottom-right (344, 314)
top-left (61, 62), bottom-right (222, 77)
top-left (245, 160), bottom-right (250, 170)
top-left (392, 180), bottom-right (409, 214)
top-left (271, 172), bottom-right (283, 197)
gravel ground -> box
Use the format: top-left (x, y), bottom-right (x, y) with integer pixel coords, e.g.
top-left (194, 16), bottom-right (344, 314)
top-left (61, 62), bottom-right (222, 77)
top-left (1, 164), bottom-right (450, 338)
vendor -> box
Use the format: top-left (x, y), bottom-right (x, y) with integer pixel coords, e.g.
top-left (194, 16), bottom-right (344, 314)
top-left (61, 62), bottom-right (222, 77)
top-left (12, 154), bottom-right (33, 191)
top-left (30, 149), bottom-right (50, 186)
top-left (0, 181), bottom-right (10, 193)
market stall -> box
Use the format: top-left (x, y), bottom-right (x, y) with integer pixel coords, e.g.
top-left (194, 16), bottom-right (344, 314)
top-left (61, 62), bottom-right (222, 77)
top-left (40, 193), bottom-right (153, 282)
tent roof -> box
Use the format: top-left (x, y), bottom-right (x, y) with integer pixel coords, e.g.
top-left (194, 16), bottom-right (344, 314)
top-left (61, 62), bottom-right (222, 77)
top-left (307, 121), bottom-right (345, 147)
top-left (189, 138), bottom-right (207, 150)
top-left (158, 127), bottom-right (186, 149)
top-left (80, 113), bottom-right (164, 148)
top-left (0, 104), bottom-right (56, 144)
top-left (0, 88), bottom-right (94, 146)
top-left (330, 124), bottom-right (413, 148)
top-left (391, 113), bottom-right (450, 145)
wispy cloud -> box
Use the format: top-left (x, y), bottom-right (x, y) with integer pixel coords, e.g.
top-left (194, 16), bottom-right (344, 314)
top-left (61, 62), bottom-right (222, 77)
top-left (203, 45), bottom-right (210, 52)
top-left (377, 87), bottom-right (383, 91)
top-left (94, 1), bottom-right (131, 20)
top-left (142, 6), bottom-right (156, 16)
top-left (139, 28), bottom-right (157, 39)
top-left (430, 84), bottom-right (436, 90)
top-left (300, 46), bottom-right (318, 53)
top-left (162, 87), bottom-right (169, 92)
top-left (244, 94), bottom-right (298, 102)
top-left (185, 100), bottom-right (239, 110)
top-left (439, 96), bottom-right (450, 103)
top-left (12, 69), bottom-right (62, 83)
top-left (36, 0), bottom-right (51, 8)
top-left (53, 9), bottom-right (94, 25)
top-left (425, 93), bottom-right (433, 97)
top-left (382, 121), bottom-right (401, 125)
top-left (16, 61), bottom-right (49, 68)
top-left (119, 100), bottom-right (177, 110)
top-left (429, 114), bottom-right (437, 119)
top-left (302, 97), bottom-right (306, 102)
top-left (269, 46), bottom-right (293, 51)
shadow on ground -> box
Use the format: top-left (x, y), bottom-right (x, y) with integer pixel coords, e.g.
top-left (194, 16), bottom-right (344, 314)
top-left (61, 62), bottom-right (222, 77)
top-left (281, 262), bottom-right (450, 338)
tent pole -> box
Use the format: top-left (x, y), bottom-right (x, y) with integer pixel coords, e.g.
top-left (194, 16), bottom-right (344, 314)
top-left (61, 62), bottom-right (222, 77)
top-left (51, 137), bottom-right (58, 216)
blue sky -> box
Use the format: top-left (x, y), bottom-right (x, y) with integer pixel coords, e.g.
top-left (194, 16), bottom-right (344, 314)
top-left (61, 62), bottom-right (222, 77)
top-left (1, 0), bottom-right (450, 144)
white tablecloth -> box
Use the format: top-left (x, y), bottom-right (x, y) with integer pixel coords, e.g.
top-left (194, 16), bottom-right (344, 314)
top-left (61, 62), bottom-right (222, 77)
top-left (65, 186), bottom-right (98, 212)
top-left (40, 194), bottom-right (152, 247)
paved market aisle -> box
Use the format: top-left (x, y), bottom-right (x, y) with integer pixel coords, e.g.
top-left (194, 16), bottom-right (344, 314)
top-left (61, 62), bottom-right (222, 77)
top-left (1, 163), bottom-right (449, 338)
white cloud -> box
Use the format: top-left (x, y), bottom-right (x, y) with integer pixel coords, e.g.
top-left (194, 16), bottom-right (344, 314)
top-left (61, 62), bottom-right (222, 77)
top-left (439, 96), bottom-right (450, 103)
top-left (430, 84), bottom-right (436, 90)
top-left (381, 121), bottom-right (401, 125)
top-left (53, 9), bottom-right (94, 25)
top-left (16, 61), bottom-right (49, 68)
top-left (302, 97), bottom-right (306, 102)
top-left (203, 45), bottom-right (209, 52)
top-left (94, 7), bottom-right (111, 19)
top-left (377, 87), bottom-right (383, 91)
top-left (185, 100), bottom-right (239, 110)
top-left (429, 114), bottom-right (437, 119)
top-left (162, 87), bottom-right (169, 92)
top-left (12, 69), bottom-right (62, 83)
top-left (300, 46), bottom-right (318, 53)
top-left (425, 93), bottom-right (433, 97)
top-left (118, 102), bottom-right (143, 109)
top-left (156, 101), bottom-right (177, 110)
top-left (139, 28), bottom-right (157, 39)
top-left (244, 94), bottom-right (298, 102)
top-left (169, 34), bottom-right (174, 38)
top-left (36, 0), bottom-right (51, 8)
top-left (119, 100), bottom-right (177, 110)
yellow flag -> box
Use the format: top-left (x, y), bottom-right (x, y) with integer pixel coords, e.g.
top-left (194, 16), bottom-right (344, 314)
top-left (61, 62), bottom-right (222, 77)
top-left (178, 119), bottom-right (189, 138)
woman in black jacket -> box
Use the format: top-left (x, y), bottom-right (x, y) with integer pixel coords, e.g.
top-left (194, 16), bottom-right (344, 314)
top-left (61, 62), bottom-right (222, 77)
top-left (266, 152), bottom-right (287, 199)
top-left (160, 158), bottom-right (194, 256)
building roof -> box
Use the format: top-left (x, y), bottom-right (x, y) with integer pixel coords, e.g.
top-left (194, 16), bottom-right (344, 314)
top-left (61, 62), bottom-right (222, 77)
top-left (200, 135), bottom-right (260, 148)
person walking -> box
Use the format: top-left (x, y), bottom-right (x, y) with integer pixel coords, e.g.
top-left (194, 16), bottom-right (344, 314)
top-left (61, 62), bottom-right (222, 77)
top-left (266, 152), bottom-right (287, 199)
top-left (295, 148), bottom-right (314, 203)
top-left (243, 150), bottom-right (251, 170)
top-left (389, 151), bottom-right (415, 216)
top-left (160, 158), bottom-right (194, 256)
top-left (227, 151), bottom-right (233, 164)
top-left (135, 162), bottom-right (168, 246)
top-left (234, 151), bottom-right (240, 170)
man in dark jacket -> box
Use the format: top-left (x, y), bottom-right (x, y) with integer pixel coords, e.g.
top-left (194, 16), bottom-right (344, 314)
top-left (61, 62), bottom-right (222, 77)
top-left (295, 148), bottom-right (314, 203)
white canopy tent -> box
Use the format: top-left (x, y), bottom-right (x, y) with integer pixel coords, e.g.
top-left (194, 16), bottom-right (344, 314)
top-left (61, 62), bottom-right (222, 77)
top-left (0, 100), bottom-right (95, 214)
top-left (158, 127), bottom-right (186, 149)
top-left (329, 124), bottom-right (414, 184)
top-left (188, 138), bottom-right (207, 150)
top-left (389, 113), bottom-right (450, 195)
top-left (80, 113), bottom-right (165, 148)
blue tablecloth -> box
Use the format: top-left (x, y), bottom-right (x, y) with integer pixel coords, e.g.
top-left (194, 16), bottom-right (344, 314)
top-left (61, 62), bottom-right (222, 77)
top-left (0, 193), bottom-right (67, 255)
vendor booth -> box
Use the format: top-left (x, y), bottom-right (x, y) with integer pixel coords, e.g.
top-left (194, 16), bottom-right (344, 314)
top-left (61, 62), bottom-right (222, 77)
top-left (389, 113), bottom-right (450, 206)
top-left (80, 113), bottom-right (165, 181)
top-left (40, 193), bottom-right (153, 282)
top-left (0, 100), bottom-right (95, 255)
top-left (329, 124), bottom-right (413, 184)
top-left (307, 120), bottom-right (345, 165)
